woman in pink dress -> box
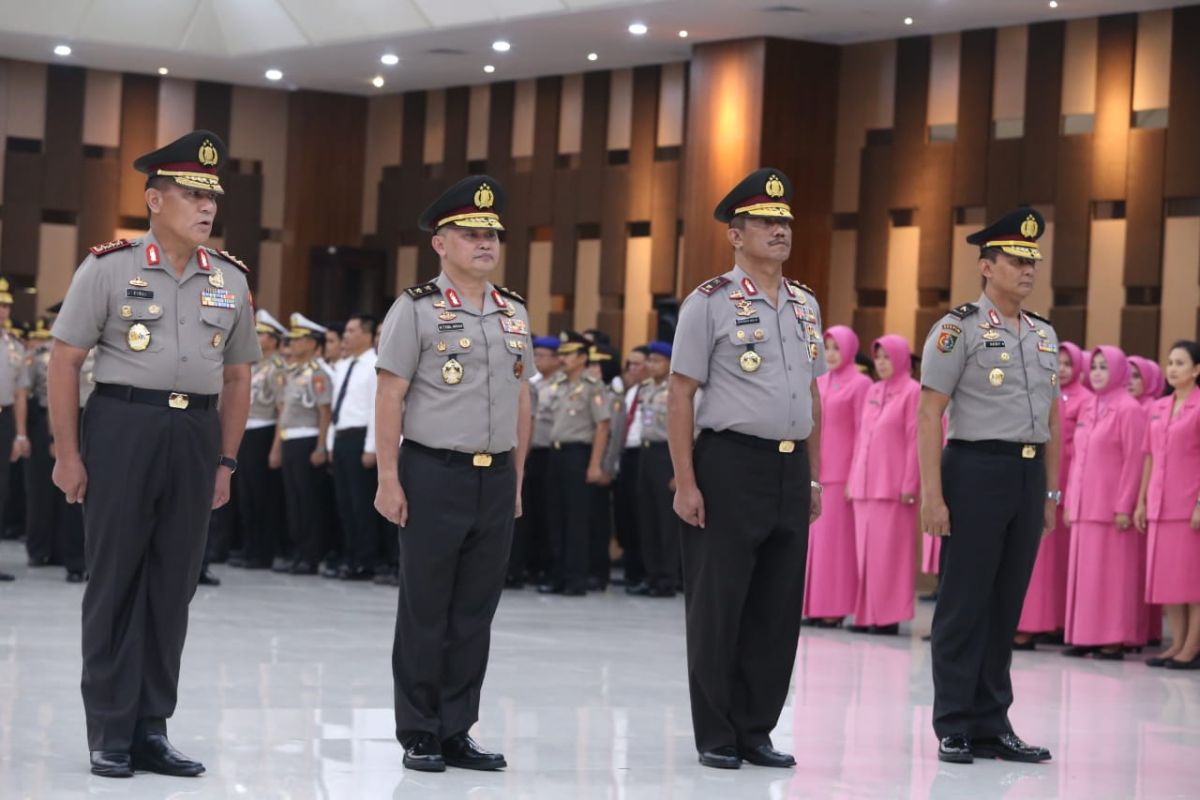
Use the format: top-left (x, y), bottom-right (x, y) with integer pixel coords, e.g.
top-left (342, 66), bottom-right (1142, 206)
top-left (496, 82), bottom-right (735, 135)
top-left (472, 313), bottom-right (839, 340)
top-left (1015, 341), bottom-right (1089, 649)
top-left (1134, 341), bottom-right (1200, 669)
top-left (846, 335), bottom-right (920, 635)
top-left (803, 326), bottom-right (872, 626)
top-left (1128, 355), bottom-right (1166, 644)
top-left (1063, 345), bottom-right (1149, 659)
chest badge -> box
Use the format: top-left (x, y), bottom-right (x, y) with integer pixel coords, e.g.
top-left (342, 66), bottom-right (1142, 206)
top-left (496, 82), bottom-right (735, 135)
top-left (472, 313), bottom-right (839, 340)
top-left (1037, 329), bottom-right (1048, 339)
top-left (735, 300), bottom-right (754, 317)
top-left (436, 340), bottom-right (448, 353)
top-left (211, 333), bottom-right (223, 348)
top-left (982, 330), bottom-right (1001, 341)
top-left (988, 368), bottom-right (1005, 387)
top-left (120, 305), bottom-right (133, 320)
top-left (739, 350), bottom-right (762, 373)
top-left (442, 357), bottom-right (464, 385)
top-left (1051, 373), bottom-right (1058, 386)
top-left (514, 360), bottom-right (525, 379)
top-left (127, 323), bottom-right (151, 352)
top-left (438, 311), bottom-right (457, 322)
top-left (129, 277), bottom-right (149, 288)
top-left (209, 267), bottom-right (225, 288)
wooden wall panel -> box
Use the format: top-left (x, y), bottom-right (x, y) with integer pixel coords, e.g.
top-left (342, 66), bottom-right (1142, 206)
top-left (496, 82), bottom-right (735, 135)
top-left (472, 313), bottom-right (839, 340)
top-left (442, 86), bottom-right (469, 177)
top-left (1062, 17), bottom-right (1099, 116)
top-left (628, 66), bottom-right (660, 222)
top-left (927, 33), bottom-right (960, 127)
top-left (1085, 219), bottom-right (1125, 346)
top-left (361, 94), bottom-right (403, 235)
top-left (529, 77), bottom-right (560, 227)
top-left (1052, 134), bottom-right (1093, 291)
top-left (953, 29), bottom-right (996, 207)
top-left (916, 142), bottom-right (954, 291)
top-left (550, 169), bottom-right (578, 295)
top-left (1161, 218), bottom-right (1200, 346)
top-left (1022, 22), bottom-right (1065, 204)
top-left (229, 85), bottom-right (289, 231)
top-left (599, 166), bottom-right (629, 294)
top-left (992, 26), bottom-right (1028, 122)
top-left (118, 74), bottom-right (159, 219)
top-left (1092, 14), bottom-right (1136, 201)
top-left (82, 70), bottom-right (122, 147)
top-left (856, 144), bottom-right (891, 291)
top-left (985, 138), bottom-right (1022, 221)
top-left (851, 307), bottom-right (885, 354)
top-left (1120, 307), bottom-right (1160, 358)
top-left (884, 225), bottom-right (920, 344)
top-left (1165, 5), bottom-right (1200, 198)
top-left (467, 84), bottom-right (490, 160)
top-left (1124, 129), bottom-right (1165, 288)
top-left (1, 152), bottom-right (42, 277)
top-left (36, 223), bottom-right (77, 312)
top-left (891, 36), bottom-right (931, 211)
top-left (1133, 9), bottom-right (1172, 112)
top-left (577, 71), bottom-right (610, 224)
top-left (657, 61), bottom-right (687, 148)
top-left (649, 159), bottom-right (680, 295)
top-left (832, 41), bottom-right (897, 214)
top-left (77, 155), bottom-right (120, 260)
top-left (219, 172), bottom-right (262, 282)
top-left (156, 78), bottom-right (195, 148)
top-left (43, 65), bottom-right (85, 214)
top-left (193, 81), bottom-right (232, 145)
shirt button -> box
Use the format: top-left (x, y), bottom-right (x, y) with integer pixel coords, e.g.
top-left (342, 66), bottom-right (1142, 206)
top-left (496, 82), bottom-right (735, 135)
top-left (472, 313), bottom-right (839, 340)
top-left (181, 356), bottom-right (188, 362)
top-left (179, 317), bottom-right (186, 324)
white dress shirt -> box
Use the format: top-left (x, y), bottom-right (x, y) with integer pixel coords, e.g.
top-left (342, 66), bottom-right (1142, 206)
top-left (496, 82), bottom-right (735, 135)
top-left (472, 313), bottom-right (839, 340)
top-left (328, 348), bottom-right (378, 454)
top-left (623, 385), bottom-right (643, 449)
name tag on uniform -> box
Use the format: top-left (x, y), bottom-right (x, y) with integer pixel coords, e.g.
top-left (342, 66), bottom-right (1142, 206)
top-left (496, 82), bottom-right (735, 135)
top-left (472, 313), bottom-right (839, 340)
top-left (985, 340), bottom-right (1006, 348)
top-left (438, 322), bottom-right (465, 332)
top-left (126, 288), bottom-right (154, 299)
top-left (500, 317), bottom-right (527, 335)
top-left (200, 288), bottom-right (237, 309)
top-left (735, 317), bottom-right (760, 325)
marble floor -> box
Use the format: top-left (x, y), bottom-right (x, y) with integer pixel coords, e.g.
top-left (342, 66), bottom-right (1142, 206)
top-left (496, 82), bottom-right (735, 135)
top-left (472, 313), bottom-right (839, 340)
top-left (1, 541), bottom-right (1197, 799)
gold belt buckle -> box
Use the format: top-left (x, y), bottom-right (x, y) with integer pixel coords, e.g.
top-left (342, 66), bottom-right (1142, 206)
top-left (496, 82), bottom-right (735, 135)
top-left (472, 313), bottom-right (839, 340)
top-left (553, 442), bottom-right (562, 450)
top-left (1021, 444), bottom-right (1037, 459)
top-left (778, 440), bottom-right (796, 454)
top-left (168, 392), bottom-right (190, 410)
top-left (472, 453), bottom-right (493, 468)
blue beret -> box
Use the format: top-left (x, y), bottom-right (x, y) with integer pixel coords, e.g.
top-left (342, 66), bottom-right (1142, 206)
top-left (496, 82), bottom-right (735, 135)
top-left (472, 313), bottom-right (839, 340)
top-left (532, 336), bottom-right (560, 350)
top-left (647, 341), bottom-right (673, 358)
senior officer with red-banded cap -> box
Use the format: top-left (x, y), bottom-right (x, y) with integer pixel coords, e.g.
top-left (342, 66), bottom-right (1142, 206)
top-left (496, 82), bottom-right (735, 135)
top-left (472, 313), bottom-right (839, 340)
top-left (375, 175), bottom-right (532, 773)
top-left (668, 168), bottom-right (825, 770)
top-left (49, 129), bottom-right (260, 779)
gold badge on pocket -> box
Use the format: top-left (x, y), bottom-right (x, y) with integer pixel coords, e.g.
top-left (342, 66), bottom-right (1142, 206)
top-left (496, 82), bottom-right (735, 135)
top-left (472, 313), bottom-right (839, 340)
top-left (739, 350), bottom-right (762, 373)
top-left (442, 357), bottom-right (464, 385)
top-left (989, 368), bottom-right (1005, 387)
top-left (128, 323), bottom-right (151, 352)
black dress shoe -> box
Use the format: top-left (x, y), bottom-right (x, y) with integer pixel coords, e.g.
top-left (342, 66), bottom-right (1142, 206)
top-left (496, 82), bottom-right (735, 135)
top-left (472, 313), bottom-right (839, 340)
top-left (698, 746), bottom-right (741, 769)
top-left (27, 555), bottom-right (51, 567)
top-left (649, 586), bottom-right (677, 598)
top-left (0, 572), bottom-right (13, 582)
top-left (339, 565), bottom-right (375, 581)
top-left (321, 564), bottom-right (341, 579)
top-left (90, 750), bottom-right (133, 778)
top-left (1012, 639), bottom-right (1037, 651)
top-left (504, 576), bottom-right (525, 589)
top-left (813, 618), bottom-right (844, 629)
top-left (937, 735), bottom-right (973, 764)
top-left (870, 624), bottom-right (900, 635)
top-left (66, 570), bottom-right (86, 583)
top-left (1042, 631), bottom-right (1066, 645)
top-left (586, 577), bottom-right (608, 592)
top-left (402, 732), bottom-right (446, 772)
top-left (972, 733), bottom-right (1050, 763)
top-left (1062, 646), bottom-right (1095, 658)
top-left (442, 733), bottom-right (506, 770)
top-left (536, 583), bottom-right (562, 595)
top-left (374, 571), bottom-right (400, 587)
top-left (740, 744), bottom-right (795, 767)
top-left (1092, 648), bottom-right (1124, 661)
top-left (919, 591), bottom-right (939, 603)
top-left (130, 734), bottom-right (205, 776)
top-left (847, 624), bottom-right (870, 633)
top-left (271, 557), bottom-right (293, 573)
top-left (290, 561), bottom-right (317, 575)
top-left (626, 582), bottom-right (652, 596)
top-left (1145, 655), bottom-right (1171, 667)
top-left (197, 568), bottom-right (220, 586)
top-left (561, 586), bottom-right (587, 597)
top-left (1165, 654), bottom-right (1200, 670)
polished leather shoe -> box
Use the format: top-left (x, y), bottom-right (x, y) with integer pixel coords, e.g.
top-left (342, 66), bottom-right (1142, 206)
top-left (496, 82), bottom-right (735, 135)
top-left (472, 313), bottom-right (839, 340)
top-left (1146, 655), bottom-right (1171, 667)
top-left (90, 750), bottom-right (133, 778)
top-left (1165, 653), bottom-right (1200, 670)
top-left (339, 565), bottom-right (375, 581)
top-left (270, 557), bottom-right (293, 573)
top-left (27, 555), bottom-right (51, 567)
top-left (130, 734), bottom-right (205, 776)
top-left (561, 586), bottom-right (587, 597)
top-left (847, 624), bottom-right (870, 633)
top-left (870, 624), bottom-right (899, 635)
top-left (536, 582), bottom-right (562, 595)
top-left (290, 561), bottom-right (317, 575)
top-left (374, 571), bottom-right (400, 587)
top-left (1012, 639), bottom-right (1037, 651)
top-left (813, 618), bottom-right (844, 629)
top-left (972, 733), bottom-right (1051, 763)
top-left (442, 733), bottom-right (506, 770)
top-left (66, 570), bottom-right (86, 583)
top-left (197, 568), bottom-right (221, 586)
top-left (937, 735), bottom-right (973, 764)
top-left (0, 572), bottom-right (14, 582)
top-left (402, 732), bottom-right (445, 772)
top-left (1062, 645), bottom-right (1094, 658)
top-left (626, 581), bottom-right (652, 596)
top-left (1092, 648), bottom-right (1124, 661)
top-left (698, 746), bottom-right (741, 769)
top-left (740, 744), bottom-right (795, 768)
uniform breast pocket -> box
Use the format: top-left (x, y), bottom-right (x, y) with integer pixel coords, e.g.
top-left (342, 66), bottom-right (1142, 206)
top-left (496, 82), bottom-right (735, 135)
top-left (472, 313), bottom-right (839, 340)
top-left (199, 307), bottom-right (235, 361)
top-left (113, 300), bottom-right (165, 353)
top-left (503, 337), bottom-right (527, 382)
top-left (1037, 352), bottom-right (1058, 372)
top-left (424, 337), bottom-right (472, 386)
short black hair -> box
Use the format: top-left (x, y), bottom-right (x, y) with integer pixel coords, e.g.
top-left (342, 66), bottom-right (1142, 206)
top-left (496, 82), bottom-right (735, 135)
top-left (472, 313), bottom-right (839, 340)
top-left (348, 314), bottom-right (378, 336)
top-left (632, 345), bottom-right (651, 356)
top-left (1169, 340), bottom-right (1200, 386)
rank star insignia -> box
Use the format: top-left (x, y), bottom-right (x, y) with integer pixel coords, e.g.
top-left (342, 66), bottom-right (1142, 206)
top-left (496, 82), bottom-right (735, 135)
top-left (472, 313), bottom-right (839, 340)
top-left (728, 291), bottom-right (745, 301)
top-left (433, 301), bottom-right (447, 309)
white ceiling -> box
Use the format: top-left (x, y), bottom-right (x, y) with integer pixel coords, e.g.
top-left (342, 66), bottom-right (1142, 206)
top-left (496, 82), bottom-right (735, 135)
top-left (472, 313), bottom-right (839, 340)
top-left (0, 0), bottom-right (1185, 94)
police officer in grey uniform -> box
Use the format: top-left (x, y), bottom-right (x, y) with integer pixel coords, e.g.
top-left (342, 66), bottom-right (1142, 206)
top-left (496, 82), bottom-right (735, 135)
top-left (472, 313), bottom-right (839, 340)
top-left (375, 175), bottom-right (532, 773)
top-left (24, 320), bottom-right (55, 567)
top-left (668, 168), bottom-right (824, 770)
top-left (636, 341), bottom-right (679, 597)
top-left (53, 333), bottom-right (95, 584)
top-left (0, 280), bottom-right (31, 581)
top-left (48, 130), bottom-right (260, 779)
top-left (918, 208), bottom-right (1059, 765)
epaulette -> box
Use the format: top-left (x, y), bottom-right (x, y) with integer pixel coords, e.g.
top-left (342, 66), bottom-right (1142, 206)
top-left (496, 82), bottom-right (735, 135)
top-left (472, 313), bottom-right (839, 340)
top-left (640, 377), bottom-right (656, 388)
top-left (947, 303), bottom-right (979, 320)
top-left (404, 281), bottom-right (440, 300)
top-left (786, 279), bottom-right (815, 296)
top-left (207, 247), bottom-right (251, 275)
top-left (696, 276), bottom-right (731, 296)
top-left (494, 285), bottom-right (525, 305)
top-left (89, 238), bottom-right (137, 257)
top-left (583, 375), bottom-right (600, 385)
top-left (1023, 308), bottom-right (1051, 324)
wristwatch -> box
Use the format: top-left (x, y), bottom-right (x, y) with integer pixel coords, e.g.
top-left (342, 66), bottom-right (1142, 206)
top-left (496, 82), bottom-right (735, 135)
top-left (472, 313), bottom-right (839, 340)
top-left (218, 455), bottom-right (239, 473)
top-left (1046, 490), bottom-right (1062, 505)
top-left (810, 480), bottom-right (823, 493)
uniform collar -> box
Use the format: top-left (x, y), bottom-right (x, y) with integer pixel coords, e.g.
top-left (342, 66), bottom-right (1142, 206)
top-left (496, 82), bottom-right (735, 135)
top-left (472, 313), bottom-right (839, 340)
top-left (974, 292), bottom-right (1031, 335)
top-left (435, 272), bottom-right (503, 316)
top-left (140, 231), bottom-right (213, 284)
top-left (730, 264), bottom-right (793, 305)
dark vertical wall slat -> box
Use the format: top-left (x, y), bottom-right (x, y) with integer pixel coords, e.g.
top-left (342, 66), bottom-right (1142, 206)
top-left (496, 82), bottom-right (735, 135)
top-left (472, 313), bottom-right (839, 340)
top-left (577, 71), bottom-right (610, 224)
top-left (1021, 21), bottom-right (1065, 204)
top-left (599, 166), bottom-right (629, 295)
top-left (855, 145), bottom-right (892, 291)
top-left (985, 138), bottom-right (1022, 220)
top-left (442, 86), bottom-right (470, 177)
top-left (43, 65), bottom-right (85, 213)
top-left (916, 142), bottom-right (954, 291)
top-left (649, 159), bottom-right (680, 295)
top-left (890, 36), bottom-right (931, 211)
top-left (1165, 5), bottom-right (1200, 198)
top-left (1, 153), bottom-right (43, 277)
top-left (118, 74), bottom-right (159, 219)
top-left (550, 169), bottom-right (579, 296)
top-left (628, 65), bottom-right (660, 222)
top-left (1120, 307), bottom-right (1160, 358)
top-left (77, 156), bottom-right (121, 261)
top-left (1091, 14), bottom-right (1136, 201)
top-left (193, 81), bottom-right (233, 145)
top-left (529, 76), bottom-right (561, 227)
top-left (1052, 134), bottom-right (1093, 291)
top-left (1124, 129), bottom-right (1166, 288)
top-left (952, 29), bottom-right (996, 208)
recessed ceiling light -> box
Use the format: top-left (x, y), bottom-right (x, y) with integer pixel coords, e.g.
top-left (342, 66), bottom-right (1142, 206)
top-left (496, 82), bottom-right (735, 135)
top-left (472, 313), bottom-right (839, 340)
top-left (484, 64), bottom-right (496, 74)
top-left (1049, 0), bottom-right (1059, 7)
top-left (157, 67), bottom-right (169, 76)
top-left (380, 53), bottom-right (399, 66)
top-left (904, 17), bottom-right (914, 25)
top-left (628, 23), bottom-right (648, 35)
top-left (53, 44), bottom-right (71, 56)
top-left (492, 40), bottom-right (511, 52)
top-left (372, 75), bottom-right (385, 88)
top-left (587, 52), bottom-right (598, 62)
top-left (678, 30), bottom-right (689, 38)
top-left (265, 69), bottom-right (283, 81)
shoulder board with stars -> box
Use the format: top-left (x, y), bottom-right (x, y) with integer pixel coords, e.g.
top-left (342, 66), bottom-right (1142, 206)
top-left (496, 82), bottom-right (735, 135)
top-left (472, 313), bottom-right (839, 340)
top-left (583, 375), bottom-right (600, 385)
top-left (786, 279), bottom-right (815, 295)
top-left (207, 247), bottom-right (251, 275)
top-left (88, 239), bottom-right (138, 257)
top-left (404, 281), bottom-right (441, 300)
top-left (947, 303), bottom-right (979, 320)
top-left (1023, 308), bottom-right (1051, 325)
top-left (696, 276), bottom-right (731, 296)
top-left (494, 285), bottom-right (525, 305)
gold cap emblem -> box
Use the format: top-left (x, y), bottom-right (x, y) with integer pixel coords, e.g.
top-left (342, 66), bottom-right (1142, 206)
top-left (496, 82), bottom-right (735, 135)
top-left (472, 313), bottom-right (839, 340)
top-left (474, 183), bottom-right (495, 209)
top-left (765, 175), bottom-right (785, 199)
top-left (198, 139), bottom-right (219, 167)
top-left (1020, 214), bottom-right (1039, 239)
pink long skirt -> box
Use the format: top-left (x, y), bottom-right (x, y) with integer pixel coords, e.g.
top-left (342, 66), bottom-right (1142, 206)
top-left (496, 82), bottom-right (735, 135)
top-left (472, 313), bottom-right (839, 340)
top-left (921, 533), bottom-right (941, 575)
top-left (803, 482), bottom-right (858, 618)
top-left (1017, 508), bottom-right (1070, 633)
top-left (1064, 521), bottom-right (1146, 646)
top-left (851, 499), bottom-right (915, 627)
top-left (1146, 519), bottom-right (1200, 604)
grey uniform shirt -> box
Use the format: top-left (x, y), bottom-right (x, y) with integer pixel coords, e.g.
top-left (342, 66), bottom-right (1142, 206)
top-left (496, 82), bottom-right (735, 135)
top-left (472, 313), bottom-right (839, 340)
top-left (278, 360), bottom-right (332, 431)
top-left (26, 343), bottom-right (51, 408)
top-left (531, 372), bottom-right (558, 449)
top-left (51, 232), bottom-right (261, 395)
top-left (0, 332), bottom-right (30, 405)
top-left (376, 272), bottom-right (531, 454)
top-left (250, 353), bottom-right (287, 423)
top-left (920, 292), bottom-right (1059, 443)
top-left (671, 265), bottom-right (827, 441)
top-left (547, 374), bottom-right (610, 444)
top-left (638, 378), bottom-right (670, 443)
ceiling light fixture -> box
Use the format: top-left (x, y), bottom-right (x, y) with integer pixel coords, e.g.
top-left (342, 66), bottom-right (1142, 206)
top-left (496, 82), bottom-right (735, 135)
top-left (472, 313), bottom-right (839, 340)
top-left (381, 53), bottom-right (399, 66)
top-left (158, 67), bottom-right (169, 76)
top-left (587, 52), bottom-right (598, 62)
top-left (372, 75), bottom-right (385, 88)
top-left (484, 64), bottom-right (496, 74)
top-left (53, 44), bottom-right (72, 56)
top-left (1049, 0), bottom-right (1059, 7)
top-left (492, 40), bottom-right (511, 52)
top-left (265, 69), bottom-right (283, 81)
top-left (678, 30), bottom-right (689, 38)
top-left (628, 23), bottom-right (648, 35)
top-left (904, 17), bottom-right (914, 25)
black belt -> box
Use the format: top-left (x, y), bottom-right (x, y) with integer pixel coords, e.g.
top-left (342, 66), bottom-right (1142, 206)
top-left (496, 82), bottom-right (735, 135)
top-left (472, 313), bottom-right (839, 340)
top-left (336, 426), bottom-right (368, 435)
top-left (701, 428), bottom-right (805, 454)
top-left (402, 439), bottom-right (510, 468)
top-left (947, 439), bottom-right (1045, 460)
top-left (95, 383), bottom-right (218, 411)
top-left (552, 441), bottom-right (591, 451)
top-left (641, 440), bottom-right (669, 449)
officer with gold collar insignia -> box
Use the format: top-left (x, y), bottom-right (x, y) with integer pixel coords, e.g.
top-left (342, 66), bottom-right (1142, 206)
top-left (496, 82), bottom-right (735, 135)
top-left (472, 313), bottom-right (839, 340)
top-left (48, 129), bottom-right (259, 779)
top-left (375, 174), bottom-right (531, 774)
top-left (668, 168), bottom-right (824, 771)
top-left (918, 207), bottom-right (1058, 766)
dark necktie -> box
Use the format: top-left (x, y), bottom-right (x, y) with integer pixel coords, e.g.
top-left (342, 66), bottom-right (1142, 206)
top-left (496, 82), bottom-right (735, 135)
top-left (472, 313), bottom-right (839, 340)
top-left (332, 359), bottom-right (357, 426)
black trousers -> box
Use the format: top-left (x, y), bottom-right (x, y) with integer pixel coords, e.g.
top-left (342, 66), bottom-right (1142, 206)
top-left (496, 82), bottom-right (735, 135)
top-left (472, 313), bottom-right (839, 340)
top-left (681, 431), bottom-right (810, 754)
top-left (393, 443), bottom-right (514, 743)
top-left (638, 443), bottom-right (679, 590)
top-left (55, 410), bottom-right (86, 574)
top-left (0, 407), bottom-right (14, 538)
top-left (547, 443), bottom-right (592, 592)
top-left (235, 425), bottom-right (285, 564)
top-left (931, 444), bottom-right (1045, 739)
top-left (509, 446), bottom-right (550, 582)
top-left (588, 483), bottom-right (613, 586)
top-left (79, 394), bottom-right (220, 751)
top-left (25, 405), bottom-right (55, 562)
top-left (281, 436), bottom-right (332, 566)
top-left (613, 447), bottom-right (644, 584)
top-left (332, 427), bottom-right (380, 570)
